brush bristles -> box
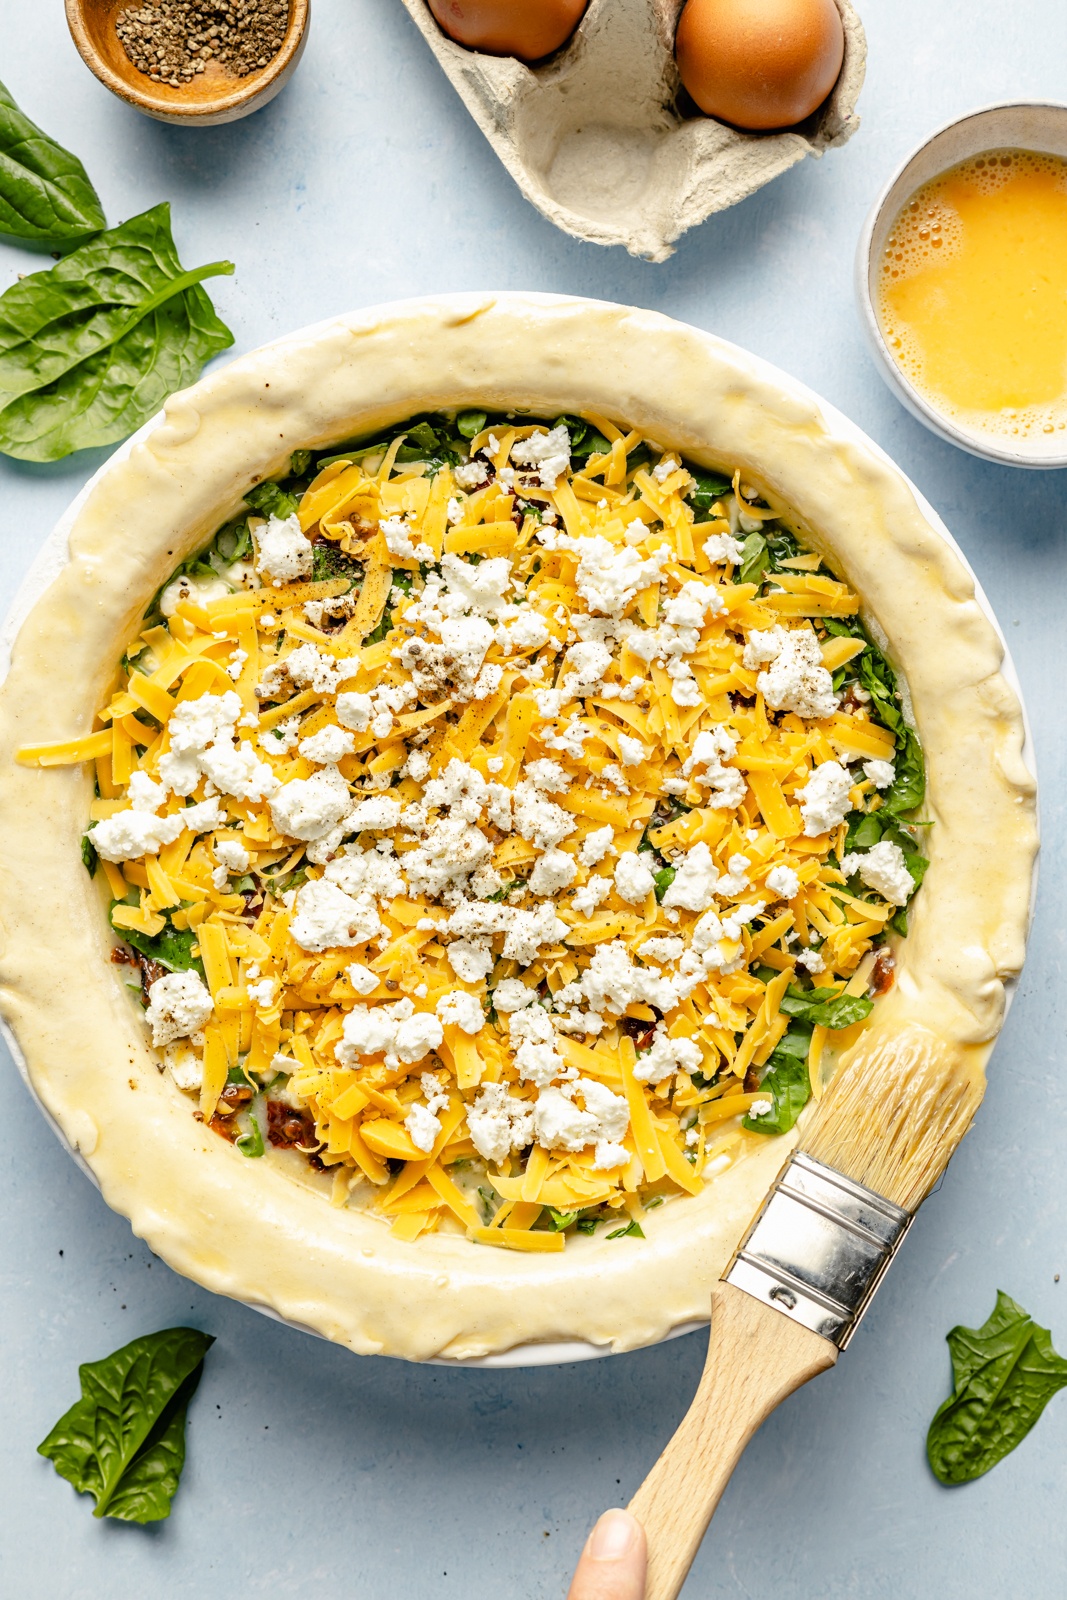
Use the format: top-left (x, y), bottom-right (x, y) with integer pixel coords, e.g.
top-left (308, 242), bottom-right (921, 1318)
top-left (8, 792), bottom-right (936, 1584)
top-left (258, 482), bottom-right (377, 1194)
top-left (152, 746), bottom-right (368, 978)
top-left (801, 1026), bottom-right (986, 1214)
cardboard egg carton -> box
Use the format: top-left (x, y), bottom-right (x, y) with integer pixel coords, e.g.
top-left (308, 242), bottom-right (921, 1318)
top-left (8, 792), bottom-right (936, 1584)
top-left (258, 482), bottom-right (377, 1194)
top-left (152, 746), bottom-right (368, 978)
top-left (399, 0), bottom-right (866, 261)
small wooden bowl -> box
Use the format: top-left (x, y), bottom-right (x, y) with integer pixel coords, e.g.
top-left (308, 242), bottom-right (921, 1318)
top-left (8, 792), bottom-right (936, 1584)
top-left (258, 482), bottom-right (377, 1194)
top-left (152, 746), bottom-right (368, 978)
top-left (65, 0), bottom-right (310, 127)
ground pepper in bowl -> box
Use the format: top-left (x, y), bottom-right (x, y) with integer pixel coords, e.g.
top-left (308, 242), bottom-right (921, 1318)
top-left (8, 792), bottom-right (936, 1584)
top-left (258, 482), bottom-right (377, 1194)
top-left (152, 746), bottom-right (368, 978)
top-left (116, 0), bottom-right (290, 87)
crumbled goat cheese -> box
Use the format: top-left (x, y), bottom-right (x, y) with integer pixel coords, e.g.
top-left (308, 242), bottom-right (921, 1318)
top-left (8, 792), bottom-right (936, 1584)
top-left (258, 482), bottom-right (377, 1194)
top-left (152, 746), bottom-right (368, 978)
top-left (667, 661), bottom-right (703, 708)
top-left (283, 643), bottom-right (350, 696)
top-left (453, 459), bottom-right (490, 491)
top-left (348, 796), bottom-right (402, 833)
top-left (580, 941), bottom-right (679, 1015)
top-left (336, 998), bottom-right (444, 1072)
top-left (511, 782), bottom-right (575, 851)
top-left (214, 838), bottom-right (249, 875)
top-left (798, 760), bottom-right (853, 837)
top-left (436, 990), bottom-right (484, 1034)
top-left (632, 1023), bottom-right (703, 1083)
top-left (797, 949), bottom-right (825, 974)
top-left (380, 515), bottom-right (433, 563)
top-left (492, 979), bottom-right (537, 1013)
top-left (662, 578), bottom-right (725, 633)
top-left (840, 840), bottom-right (913, 906)
top-left (745, 625), bottom-right (837, 720)
top-left (446, 939), bottom-right (495, 984)
top-left (638, 936), bottom-right (685, 965)
top-left (680, 725), bottom-right (746, 809)
top-left (499, 611), bottom-right (551, 653)
top-left (90, 796), bottom-right (224, 863)
top-left (405, 1102), bottom-right (442, 1154)
top-left (404, 816), bottom-right (493, 897)
top-left (578, 824), bottom-right (615, 867)
top-left (226, 646), bottom-right (247, 681)
top-left (702, 531), bottom-right (744, 564)
top-left (509, 424), bottom-right (571, 490)
top-left (532, 1086), bottom-right (599, 1152)
top-left (524, 758), bottom-right (571, 793)
top-left (662, 841), bottom-right (719, 912)
top-left (863, 758), bottom-right (896, 790)
top-left (529, 848), bottom-right (577, 896)
top-left (265, 715), bottom-right (301, 753)
top-left (765, 864), bottom-right (800, 901)
top-left (255, 512), bottom-right (314, 585)
top-left (144, 970), bottom-right (213, 1048)
top-left (748, 1099), bottom-right (773, 1119)
top-left (571, 874), bottom-right (612, 917)
top-left (346, 962), bottom-right (380, 996)
top-left (617, 734), bottom-right (648, 767)
top-left (652, 455), bottom-right (681, 482)
top-left (158, 690), bottom-right (278, 802)
top-left (325, 844), bottom-right (406, 903)
top-left (401, 747), bottom-right (432, 783)
top-left (336, 691), bottom-right (373, 732)
top-left (716, 853), bottom-right (751, 897)
top-left (508, 1005), bottom-right (565, 1088)
top-left (614, 851), bottom-right (655, 905)
top-left (247, 977), bottom-right (277, 1008)
top-left (467, 1082), bottom-right (535, 1165)
top-left (270, 766), bottom-right (351, 842)
top-left (561, 639), bottom-right (611, 694)
top-left (298, 725), bottom-right (355, 765)
top-left (537, 529), bottom-right (666, 616)
top-left (290, 877), bottom-right (380, 952)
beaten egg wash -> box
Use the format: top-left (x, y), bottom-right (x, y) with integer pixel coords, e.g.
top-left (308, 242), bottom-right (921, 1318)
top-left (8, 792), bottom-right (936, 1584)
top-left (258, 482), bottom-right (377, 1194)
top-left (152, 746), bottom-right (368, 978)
top-left (876, 149), bottom-right (1067, 443)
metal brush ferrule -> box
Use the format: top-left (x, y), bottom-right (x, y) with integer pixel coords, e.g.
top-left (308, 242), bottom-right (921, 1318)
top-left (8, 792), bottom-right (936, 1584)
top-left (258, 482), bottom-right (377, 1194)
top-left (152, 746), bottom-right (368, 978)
top-left (725, 1152), bottom-right (912, 1349)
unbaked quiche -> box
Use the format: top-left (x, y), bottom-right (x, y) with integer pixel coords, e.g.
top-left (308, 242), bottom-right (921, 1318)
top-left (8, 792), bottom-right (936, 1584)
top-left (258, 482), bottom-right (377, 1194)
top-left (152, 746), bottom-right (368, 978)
top-left (0, 297), bottom-right (1036, 1360)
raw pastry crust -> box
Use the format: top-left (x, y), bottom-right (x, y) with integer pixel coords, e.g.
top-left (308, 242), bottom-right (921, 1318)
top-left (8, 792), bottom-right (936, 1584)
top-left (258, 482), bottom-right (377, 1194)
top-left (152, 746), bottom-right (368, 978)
top-left (0, 295), bottom-right (1036, 1361)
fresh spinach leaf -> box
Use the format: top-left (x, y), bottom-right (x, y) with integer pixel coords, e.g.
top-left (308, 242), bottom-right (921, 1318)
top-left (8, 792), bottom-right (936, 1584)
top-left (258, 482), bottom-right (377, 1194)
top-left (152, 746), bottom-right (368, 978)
top-left (288, 448), bottom-right (312, 477)
top-left (110, 907), bottom-right (205, 978)
top-left (0, 80), bottom-right (105, 244)
top-left (608, 1219), bottom-right (645, 1239)
top-left (546, 1208), bottom-right (581, 1232)
top-left (0, 202), bottom-right (234, 462)
top-left (235, 1114), bottom-right (264, 1159)
top-left (81, 832), bottom-right (98, 878)
top-left (38, 1327), bottom-right (213, 1522)
top-left (737, 531), bottom-right (768, 585)
top-left (653, 865), bottom-right (676, 902)
top-left (927, 1292), bottom-right (1067, 1485)
top-left (311, 541), bottom-right (362, 584)
top-left (456, 409), bottom-right (487, 439)
top-left (743, 1049), bottom-right (811, 1135)
top-left (552, 414), bottom-right (611, 461)
top-left (779, 984), bottom-right (874, 1029)
top-left (687, 470), bottom-right (733, 517)
top-left (245, 480), bottom-right (300, 520)
top-left (857, 646), bottom-right (926, 815)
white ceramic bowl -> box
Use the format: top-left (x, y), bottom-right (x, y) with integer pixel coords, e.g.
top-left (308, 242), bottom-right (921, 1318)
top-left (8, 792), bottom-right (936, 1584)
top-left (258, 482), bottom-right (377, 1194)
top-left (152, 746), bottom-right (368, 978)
top-left (855, 100), bottom-right (1067, 469)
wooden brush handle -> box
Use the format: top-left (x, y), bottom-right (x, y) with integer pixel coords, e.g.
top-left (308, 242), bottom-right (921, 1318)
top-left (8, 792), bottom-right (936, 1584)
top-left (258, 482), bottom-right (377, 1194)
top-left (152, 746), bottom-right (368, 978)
top-left (629, 1282), bottom-right (837, 1600)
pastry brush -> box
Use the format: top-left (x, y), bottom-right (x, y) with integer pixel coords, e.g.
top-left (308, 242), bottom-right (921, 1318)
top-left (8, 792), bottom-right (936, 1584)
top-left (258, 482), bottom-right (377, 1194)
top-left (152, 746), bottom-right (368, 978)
top-left (628, 1026), bottom-right (985, 1600)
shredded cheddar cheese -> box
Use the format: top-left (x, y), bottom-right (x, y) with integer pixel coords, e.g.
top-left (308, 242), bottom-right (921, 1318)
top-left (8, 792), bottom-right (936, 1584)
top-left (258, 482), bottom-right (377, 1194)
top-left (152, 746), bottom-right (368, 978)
top-left (20, 412), bottom-right (928, 1249)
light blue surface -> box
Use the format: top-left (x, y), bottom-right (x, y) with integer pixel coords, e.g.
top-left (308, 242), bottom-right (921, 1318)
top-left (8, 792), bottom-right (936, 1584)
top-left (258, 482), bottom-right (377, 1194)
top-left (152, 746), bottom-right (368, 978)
top-left (1, 2), bottom-right (1066, 1594)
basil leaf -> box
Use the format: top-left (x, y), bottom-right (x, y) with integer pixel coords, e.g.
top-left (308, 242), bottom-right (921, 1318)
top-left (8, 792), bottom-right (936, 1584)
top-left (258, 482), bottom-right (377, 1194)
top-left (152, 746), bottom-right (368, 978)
top-left (927, 1292), bottom-right (1067, 1485)
top-left (110, 906), bottom-right (204, 978)
top-left (779, 984), bottom-right (874, 1029)
top-left (0, 80), bottom-right (105, 244)
top-left (743, 1050), bottom-right (811, 1135)
top-left (38, 1327), bottom-right (213, 1522)
top-left (0, 202), bottom-right (234, 462)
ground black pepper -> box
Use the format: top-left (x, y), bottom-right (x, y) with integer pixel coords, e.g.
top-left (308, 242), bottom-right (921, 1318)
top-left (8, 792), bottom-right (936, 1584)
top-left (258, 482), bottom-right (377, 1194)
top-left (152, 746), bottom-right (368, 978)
top-left (116, 0), bottom-right (290, 88)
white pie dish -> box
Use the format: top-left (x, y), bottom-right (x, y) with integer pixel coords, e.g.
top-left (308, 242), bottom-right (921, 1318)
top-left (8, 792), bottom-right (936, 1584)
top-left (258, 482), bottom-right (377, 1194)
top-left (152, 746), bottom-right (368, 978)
top-left (0, 294), bottom-right (1038, 1365)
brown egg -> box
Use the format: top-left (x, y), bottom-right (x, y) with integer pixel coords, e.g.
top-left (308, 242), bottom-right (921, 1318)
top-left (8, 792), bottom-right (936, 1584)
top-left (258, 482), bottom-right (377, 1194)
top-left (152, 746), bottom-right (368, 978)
top-left (675, 0), bottom-right (845, 131)
top-left (426, 0), bottom-right (589, 63)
